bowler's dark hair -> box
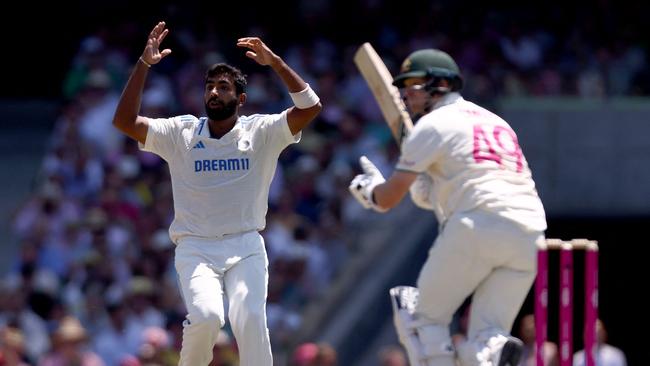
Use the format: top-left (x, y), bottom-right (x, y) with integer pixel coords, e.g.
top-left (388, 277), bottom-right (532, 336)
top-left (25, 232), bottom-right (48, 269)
top-left (205, 63), bottom-right (247, 95)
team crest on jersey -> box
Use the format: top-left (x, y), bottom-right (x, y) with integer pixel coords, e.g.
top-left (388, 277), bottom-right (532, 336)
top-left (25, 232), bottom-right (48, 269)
top-left (238, 139), bottom-right (251, 150)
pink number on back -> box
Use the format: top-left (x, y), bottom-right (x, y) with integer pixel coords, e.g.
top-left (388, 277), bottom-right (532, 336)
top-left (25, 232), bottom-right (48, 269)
top-left (473, 124), bottom-right (523, 172)
top-left (473, 125), bottom-right (500, 165)
top-left (493, 126), bottom-right (523, 172)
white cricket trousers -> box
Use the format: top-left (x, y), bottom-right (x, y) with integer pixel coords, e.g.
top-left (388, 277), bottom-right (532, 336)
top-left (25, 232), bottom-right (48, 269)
top-left (175, 231), bottom-right (272, 366)
top-left (416, 210), bottom-right (543, 340)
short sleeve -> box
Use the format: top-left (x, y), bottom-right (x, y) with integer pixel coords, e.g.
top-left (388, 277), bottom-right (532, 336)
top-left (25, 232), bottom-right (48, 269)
top-left (260, 110), bottom-right (300, 149)
top-left (396, 120), bottom-right (442, 173)
top-left (140, 117), bottom-right (182, 161)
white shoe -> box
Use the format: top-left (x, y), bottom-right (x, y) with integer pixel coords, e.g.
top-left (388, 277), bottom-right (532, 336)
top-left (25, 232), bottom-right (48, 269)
top-left (474, 335), bottom-right (523, 366)
top-left (496, 336), bottom-right (523, 366)
top-left (458, 334), bottom-right (524, 366)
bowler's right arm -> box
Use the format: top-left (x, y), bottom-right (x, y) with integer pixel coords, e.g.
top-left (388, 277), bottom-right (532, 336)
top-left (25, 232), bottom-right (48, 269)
top-left (112, 58), bottom-right (151, 145)
top-left (113, 21), bottom-right (172, 144)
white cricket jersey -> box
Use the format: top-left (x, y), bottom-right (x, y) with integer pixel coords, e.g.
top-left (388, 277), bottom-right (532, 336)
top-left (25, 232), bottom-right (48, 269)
top-left (396, 93), bottom-right (546, 231)
top-left (141, 112), bottom-right (300, 243)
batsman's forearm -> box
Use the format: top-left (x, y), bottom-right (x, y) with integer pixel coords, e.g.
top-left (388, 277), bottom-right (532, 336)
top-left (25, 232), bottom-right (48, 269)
top-left (373, 170), bottom-right (418, 210)
top-left (373, 182), bottom-right (407, 210)
top-left (270, 56), bottom-right (307, 92)
top-left (374, 185), bottom-right (404, 209)
top-left (113, 61), bottom-right (149, 131)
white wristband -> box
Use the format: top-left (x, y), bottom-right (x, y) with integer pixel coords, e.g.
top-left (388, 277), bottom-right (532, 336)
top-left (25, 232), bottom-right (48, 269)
top-left (289, 84), bottom-right (320, 109)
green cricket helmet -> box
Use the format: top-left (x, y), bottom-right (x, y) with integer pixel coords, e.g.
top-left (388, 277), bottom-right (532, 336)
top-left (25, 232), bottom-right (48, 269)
top-left (392, 49), bottom-right (463, 92)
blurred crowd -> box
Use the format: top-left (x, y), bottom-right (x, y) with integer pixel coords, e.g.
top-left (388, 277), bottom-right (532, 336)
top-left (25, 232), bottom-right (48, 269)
top-left (1, 1), bottom-right (647, 365)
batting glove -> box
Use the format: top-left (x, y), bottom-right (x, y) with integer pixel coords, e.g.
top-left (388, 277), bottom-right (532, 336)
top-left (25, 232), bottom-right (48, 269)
top-left (349, 156), bottom-right (388, 212)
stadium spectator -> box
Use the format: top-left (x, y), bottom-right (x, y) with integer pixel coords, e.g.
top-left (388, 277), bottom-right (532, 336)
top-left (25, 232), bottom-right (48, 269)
top-left (573, 319), bottom-right (627, 366)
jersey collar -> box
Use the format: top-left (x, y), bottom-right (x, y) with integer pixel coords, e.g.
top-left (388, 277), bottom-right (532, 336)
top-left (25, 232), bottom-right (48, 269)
top-left (432, 92), bottom-right (462, 110)
top-left (197, 117), bottom-right (210, 138)
top-left (197, 117), bottom-right (242, 143)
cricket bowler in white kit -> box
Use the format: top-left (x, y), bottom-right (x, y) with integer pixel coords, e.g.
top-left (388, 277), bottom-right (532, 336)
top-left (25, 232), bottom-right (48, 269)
top-left (349, 49), bottom-right (546, 366)
top-left (112, 22), bottom-right (321, 366)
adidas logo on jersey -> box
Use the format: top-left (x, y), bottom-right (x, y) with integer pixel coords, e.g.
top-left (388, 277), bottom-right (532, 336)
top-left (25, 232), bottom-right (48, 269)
top-left (193, 141), bottom-right (205, 149)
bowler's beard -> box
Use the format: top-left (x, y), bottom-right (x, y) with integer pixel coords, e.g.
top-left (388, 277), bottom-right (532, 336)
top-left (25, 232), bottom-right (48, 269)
top-left (205, 98), bottom-right (238, 121)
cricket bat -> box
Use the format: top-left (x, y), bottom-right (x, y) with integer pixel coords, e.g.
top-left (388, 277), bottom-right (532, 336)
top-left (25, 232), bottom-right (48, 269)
top-left (353, 42), bottom-right (413, 147)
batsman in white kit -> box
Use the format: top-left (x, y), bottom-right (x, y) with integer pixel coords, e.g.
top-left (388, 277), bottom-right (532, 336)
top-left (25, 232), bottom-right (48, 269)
top-left (112, 22), bottom-right (321, 365)
top-left (350, 48), bottom-right (547, 366)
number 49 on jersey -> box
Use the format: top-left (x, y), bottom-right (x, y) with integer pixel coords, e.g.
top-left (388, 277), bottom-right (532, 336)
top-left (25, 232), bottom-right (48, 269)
top-left (472, 124), bottom-right (523, 173)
